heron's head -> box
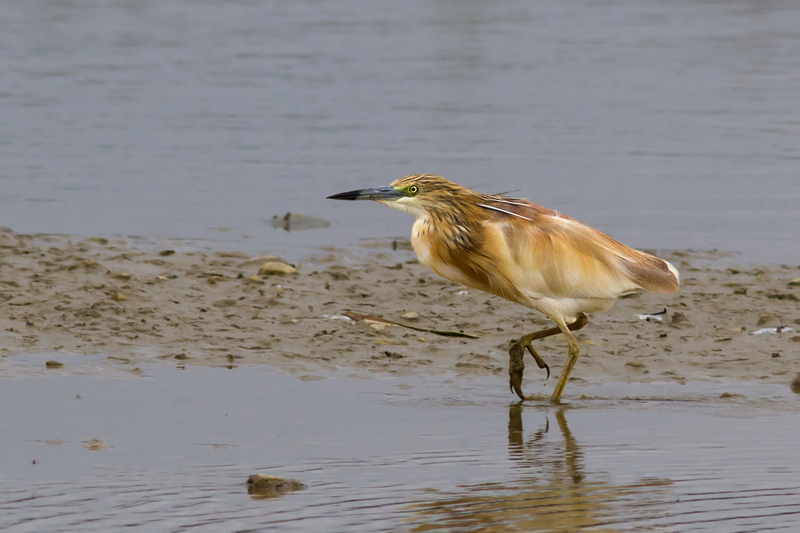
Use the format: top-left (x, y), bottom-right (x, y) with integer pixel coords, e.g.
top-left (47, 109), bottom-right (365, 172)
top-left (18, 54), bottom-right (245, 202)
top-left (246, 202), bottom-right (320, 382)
top-left (327, 174), bottom-right (473, 218)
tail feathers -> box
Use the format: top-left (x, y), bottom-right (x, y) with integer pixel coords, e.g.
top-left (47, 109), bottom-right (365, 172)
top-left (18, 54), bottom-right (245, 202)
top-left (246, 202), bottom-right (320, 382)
top-left (624, 251), bottom-right (680, 294)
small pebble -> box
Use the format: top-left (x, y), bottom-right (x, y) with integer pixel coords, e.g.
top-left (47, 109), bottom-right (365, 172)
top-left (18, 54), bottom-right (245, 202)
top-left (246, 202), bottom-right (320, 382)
top-left (247, 474), bottom-right (306, 497)
top-left (791, 374), bottom-right (800, 394)
top-left (45, 360), bottom-right (64, 369)
top-left (240, 255), bottom-right (290, 267)
top-left (258, 262), bottom-right (297, 276)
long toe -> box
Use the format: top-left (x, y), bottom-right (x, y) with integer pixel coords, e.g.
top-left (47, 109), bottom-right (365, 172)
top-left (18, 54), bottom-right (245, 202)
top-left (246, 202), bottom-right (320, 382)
top-left (509, 369), bottom-right (525, 400)
top-left (508, 342), bottom-right (526, 400)
top-left (526, 345), bottom-right (550, 380)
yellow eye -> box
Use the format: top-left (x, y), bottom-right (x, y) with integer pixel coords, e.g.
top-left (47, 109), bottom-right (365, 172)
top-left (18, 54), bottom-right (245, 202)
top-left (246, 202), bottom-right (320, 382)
top-left (408, 185), bottom-right (419, 194)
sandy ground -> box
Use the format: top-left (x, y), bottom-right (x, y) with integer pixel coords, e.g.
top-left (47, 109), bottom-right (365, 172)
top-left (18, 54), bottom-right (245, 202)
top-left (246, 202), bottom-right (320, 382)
top-left (1, 228), bottom-right (799, 393)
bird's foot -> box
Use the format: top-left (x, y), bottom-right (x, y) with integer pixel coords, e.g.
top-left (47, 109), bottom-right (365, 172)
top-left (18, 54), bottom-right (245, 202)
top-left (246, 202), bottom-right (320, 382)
top-left (509, 337), bottom-right (551, 401)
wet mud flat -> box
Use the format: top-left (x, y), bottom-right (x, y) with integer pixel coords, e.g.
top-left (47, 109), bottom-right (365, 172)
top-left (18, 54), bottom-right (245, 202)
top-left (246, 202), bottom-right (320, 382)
top-left (1, 366), bottom-right (800, 532)
top-left (1, 230), bottom-right (800, 392)
top-left (0, 231), bottom-right (800, 532)
top-left (2, 231), bottom-right (800, 530)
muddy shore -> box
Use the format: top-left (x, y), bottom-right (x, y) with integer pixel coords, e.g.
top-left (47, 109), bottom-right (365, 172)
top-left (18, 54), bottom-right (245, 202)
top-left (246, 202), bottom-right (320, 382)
top-left (1, 228), bottom-right (799, 392)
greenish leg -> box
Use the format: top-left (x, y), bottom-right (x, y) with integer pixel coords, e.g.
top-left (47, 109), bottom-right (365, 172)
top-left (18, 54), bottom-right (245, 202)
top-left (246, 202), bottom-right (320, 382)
top-left (549, 327), bottom-right (581, 404)
top-left (508, 313), bottom-right (588, 401)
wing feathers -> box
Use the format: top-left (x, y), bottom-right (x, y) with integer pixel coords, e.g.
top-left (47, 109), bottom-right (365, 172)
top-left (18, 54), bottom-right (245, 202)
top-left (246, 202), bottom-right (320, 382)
top-left (477, 204), bottom-right (533, 221)
top-left (480, 197), bottom-right (680, 298)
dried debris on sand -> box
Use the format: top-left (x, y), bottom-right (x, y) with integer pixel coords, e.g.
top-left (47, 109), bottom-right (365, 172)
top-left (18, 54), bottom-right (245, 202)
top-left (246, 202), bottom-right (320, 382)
top-left (1, 230), bottom-right (799, 389)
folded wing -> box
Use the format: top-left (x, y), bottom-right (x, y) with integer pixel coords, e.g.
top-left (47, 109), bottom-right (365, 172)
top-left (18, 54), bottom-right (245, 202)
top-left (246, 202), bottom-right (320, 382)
top-left (479, 197), bottom-right (680, 300)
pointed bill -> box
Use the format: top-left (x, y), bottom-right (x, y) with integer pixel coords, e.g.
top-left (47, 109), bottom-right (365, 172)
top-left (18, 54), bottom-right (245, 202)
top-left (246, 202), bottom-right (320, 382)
top-left (327, 186), bottom-right (403, 201)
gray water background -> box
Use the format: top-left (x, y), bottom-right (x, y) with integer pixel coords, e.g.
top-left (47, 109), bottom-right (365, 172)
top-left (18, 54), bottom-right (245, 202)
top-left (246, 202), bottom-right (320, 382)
top-left (2, 0), bottom-right (799, 264)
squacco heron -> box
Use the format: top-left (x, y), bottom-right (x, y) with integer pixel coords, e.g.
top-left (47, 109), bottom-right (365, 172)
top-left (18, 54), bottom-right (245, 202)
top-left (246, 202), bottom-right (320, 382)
top-left (328, 174), bottom-right (680, 402)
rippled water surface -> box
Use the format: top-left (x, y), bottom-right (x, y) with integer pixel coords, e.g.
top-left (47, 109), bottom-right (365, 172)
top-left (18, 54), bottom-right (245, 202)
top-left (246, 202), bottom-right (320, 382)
top-left (2, 364), bottom-right (800, 532)
top-left (1, 0), bottom-right (800, 262)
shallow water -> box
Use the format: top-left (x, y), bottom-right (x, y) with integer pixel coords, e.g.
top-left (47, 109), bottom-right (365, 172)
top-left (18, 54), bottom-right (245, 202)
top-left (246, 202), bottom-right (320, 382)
top-left (2, 0), bottom-right (800, 263)
top-left (2, 364), bottom-right (799, 532)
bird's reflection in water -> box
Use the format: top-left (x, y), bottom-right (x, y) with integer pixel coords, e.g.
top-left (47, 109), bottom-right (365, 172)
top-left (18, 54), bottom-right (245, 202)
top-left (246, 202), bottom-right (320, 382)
top-left (508, 404), bottom-right (584, 485)
top-left (407, 404), bottom-right (672, 532)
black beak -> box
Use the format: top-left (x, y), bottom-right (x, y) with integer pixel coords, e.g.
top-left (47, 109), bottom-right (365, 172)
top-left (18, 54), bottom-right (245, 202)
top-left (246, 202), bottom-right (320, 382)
top-left (327, 186), bottom-right (403, 201)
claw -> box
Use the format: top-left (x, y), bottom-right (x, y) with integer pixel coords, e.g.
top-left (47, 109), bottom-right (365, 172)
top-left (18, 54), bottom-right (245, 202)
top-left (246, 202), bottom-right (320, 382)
top-left (526, 345), bottom-right (550, 380)
top-left (509, 370), bottom-right (525, 400)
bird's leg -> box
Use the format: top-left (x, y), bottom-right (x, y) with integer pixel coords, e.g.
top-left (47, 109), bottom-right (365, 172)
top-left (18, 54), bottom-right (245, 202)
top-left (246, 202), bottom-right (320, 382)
top-left (508, 313), bottom-right (588, 401)
top-left (550, 321), bottom-right (584, 404)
